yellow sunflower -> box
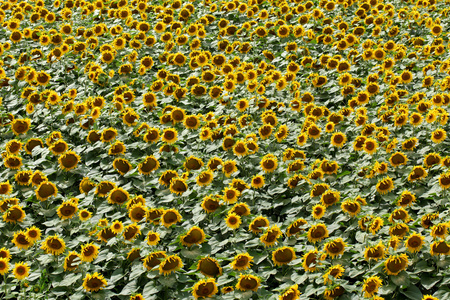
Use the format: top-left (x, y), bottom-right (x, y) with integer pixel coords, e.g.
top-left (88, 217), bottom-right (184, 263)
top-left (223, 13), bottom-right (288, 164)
top-left (159, 255), bottom-right (183, 276)
top-left (13, 262), bottom-right (29, 280)
top-left (41, 235), bottom-right (66, 256)
top-left (192, 278), bottom-right (218, 299)
top-left (236, 274), bottom-right (260, 292)
top-left (384, 254), bottom-right (409, 275)
top-left (82, 272), bottom-right (107, 292)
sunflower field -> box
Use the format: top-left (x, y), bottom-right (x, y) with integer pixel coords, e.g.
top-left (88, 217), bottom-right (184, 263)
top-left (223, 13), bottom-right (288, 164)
top-left (2, 0), bottom-right (450, 299)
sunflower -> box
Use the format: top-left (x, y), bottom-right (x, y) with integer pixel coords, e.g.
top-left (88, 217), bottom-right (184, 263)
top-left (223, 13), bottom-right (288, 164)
top-left (236, 274), bottom-right (260, 292)
top-left (58, 150), bottom-right (80, 171)
top-left (3, 205), bottom-right (26, 223)
top-left (311, 204), bottom-right (326, 219)
top-left (25, 226), bottom-right (41, 243)
top-left (0, 181), bottom-right (12, 195)
top-left (12, 230), bottom-right (33, 250)
top-left (13, 262), bottom-right (29, 280)
top-left (408, 166), bottom-right (427, 182)
top-left (197, 256), bottom-right (222, 277)
top-left (222, 187), bottom-right (240, 204)
top-left (83, 272), bottom-right (107, 292)
top-left (145, 231), bottom-right (159, 246)
top-left (439, 172), bottom-right (450, 189)
top-left (159, 255), bottom-right (183, 276)
top-left (113, 158), bottom-right (132, 175)
top-left (108, 187), bottom-right (129, 205)
top-left (224, 213), bottom-right (241, 230)
top-left (376, 176), bottom-right (394, 195)
top-left (362, 276), bottom-right (383, 298)
top-left (110, 220), bottom-right (124, 234)
top-left (129, 204), bottom-right (147, 223)
top-left (192, 278), bottom-right (218, 299)
top-left (181, 226), bottom-right (206, 247)
top-left (260, 154), bottom-right (278, 173)
top-left (230, 253), bottom-right (253, 271)
top-left (161, 128), bottom-right (178, 144)
top-left (11, 118), bottom-right (31, 135)
top-left (80, 243), bottom-right (99, 262)
top-left (389, 152), bottom-right (407, 167)
top-left (0, 248), bottom-right (11, 261)
top-left (307, 224), bottom-right (329, 243)
top-left (320, 190), bottom-right (340, 207)
top-left (57, 200), bottom-right (78, 220)
top-left (201, 195), bottom-right (221, 213)
top-left (405, 233), bottom-right (425, 253)
top-left (431, 128), bottom-right (447, 144)
top-left (161, 209), bottom-right (182, 227)
top-left (0, 258), bottom-right (9, 275)
top-left (41, 235), bottom-right (66, 256)
top-left (260, 225), bottom-right (282, 247)
top-left (3, 155), bottom-right (22, 170)
top-left (384, 254), bottom-right (409, 275)
top-left (272, 247), bottom-right (296, 266)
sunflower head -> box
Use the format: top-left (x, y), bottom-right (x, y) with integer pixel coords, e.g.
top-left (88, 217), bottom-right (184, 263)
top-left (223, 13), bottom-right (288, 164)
top-left (82, 272), bottom-right (107, 292)
top-left (159, 255), bottom-right (183, 276)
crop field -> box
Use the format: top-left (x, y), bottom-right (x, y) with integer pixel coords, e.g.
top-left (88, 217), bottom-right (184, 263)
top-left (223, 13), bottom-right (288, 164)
top-left (1, 0), bottom-right (450, 299)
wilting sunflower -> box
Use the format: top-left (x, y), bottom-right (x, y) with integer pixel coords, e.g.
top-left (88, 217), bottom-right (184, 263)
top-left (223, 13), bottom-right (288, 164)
top-left (323, 265), bottom-right (345, 284)
top-left (362, 276), bottom-right (383, 298)
top-left (161, 209), bottom-right (182, 227)
top-left (35, 181), bottom-right (58, 201)
top-left (192, 278), bottom-right (218, 299)
top-left (323, 238), bottom-right (346, 258)
top-left (376, 176), bottom-right (394, 195)
top-left (236, 274), bottom-right (260, 292)
top-left (364, 242), bottom-right (386, 261)
top-left (308, 224), bottom-right (329, 243)
top-left (159, 255), bottom-right (183, 276)
top-left (279, 284), bottom-right (301, 300)
top-left (302, 249), bottom-right (320, 272)
top-left (230, 253), bottom-right (253, 271)
top-left (41, 235), bottom-right (66, 256)
top-left (260, 225), bottom-right (282, 247)
top-left (197, 256), bottom-right (222, 277)
top-left (225, 213), bottom-right (241, 230)
top-left (431, 223), bottom-right (448, 239)
top-left (143, 251), bottom-right (166, 270)
top-left (3, 205), bottom-right (26, 223)
top-left (80, 243), bottom-right (99, 263)
top-left (249, 216), bottom-right (270, 234)
top-left (83, 272), bottom-right (107, 292)
top-left (430, 240), bottom-right (450, 256)
top-left (123, 223), bottom-right (141, 241)
top-left (169, 178), bottom-right (188, 195)
top-left (64, 251), bottom-right (81, 271)
top-left (286, 218), bottom-right (307, 237)
top-left (384, 254), bottom-right (409, 275)
top-left (181, 226), bottom-right (206, 247)
top-left (341, 199), bottom-right (361, 217)
top-left (58, 150), bottom-right (80, 171)
top-left (272, 246), bottom-right (296, 266)
top-left (113, 158), bottom-right (132, 175)
top-left (13, 262), bottom-right (29, 280)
